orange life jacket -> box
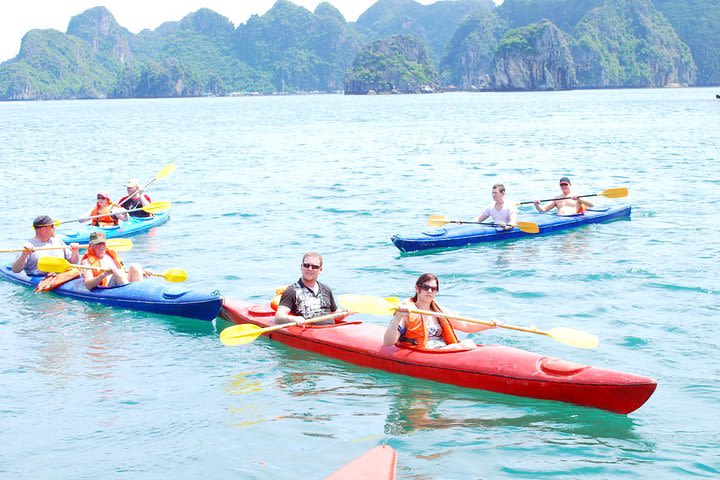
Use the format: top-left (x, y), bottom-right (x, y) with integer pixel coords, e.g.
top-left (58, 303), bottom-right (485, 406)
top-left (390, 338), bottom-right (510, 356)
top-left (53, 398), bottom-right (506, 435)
top-left (398, 299), bottom-right (459, 349)
top-left (81, 249), bottom-right (124, 287)
top-left (90, 202), bottom-right (120, 226)
top-left (35, 268), bottom-right (81, 292)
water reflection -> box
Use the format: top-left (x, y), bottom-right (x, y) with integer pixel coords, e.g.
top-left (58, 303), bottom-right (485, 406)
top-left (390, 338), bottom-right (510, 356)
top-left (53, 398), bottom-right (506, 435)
top-left (382, 382), bottom-right (651, 444)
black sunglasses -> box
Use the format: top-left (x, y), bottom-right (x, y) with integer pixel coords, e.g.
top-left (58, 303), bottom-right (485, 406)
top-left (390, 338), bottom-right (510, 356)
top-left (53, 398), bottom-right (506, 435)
top-left (419, 284), bottom-right (439, 293)
top-left (302, 263), bottom-right (321, 270)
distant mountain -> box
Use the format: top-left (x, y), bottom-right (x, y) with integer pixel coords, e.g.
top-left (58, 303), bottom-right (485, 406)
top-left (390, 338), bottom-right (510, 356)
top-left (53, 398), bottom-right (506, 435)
top-left (354, 0), bottom-right (494, 62)
top-left (344, 34), bottom-right (438, 94)
top-left (0, 0), bottom-right (716, 100)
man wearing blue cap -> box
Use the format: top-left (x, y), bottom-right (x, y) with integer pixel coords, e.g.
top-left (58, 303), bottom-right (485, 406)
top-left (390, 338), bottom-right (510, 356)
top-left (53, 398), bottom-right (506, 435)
top-left (533, 176), bottom-right (593, 215)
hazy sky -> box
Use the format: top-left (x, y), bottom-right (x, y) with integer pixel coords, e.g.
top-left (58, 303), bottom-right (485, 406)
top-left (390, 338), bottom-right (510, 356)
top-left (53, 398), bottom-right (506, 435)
top-left (0, 0), bottom-right (449, 62)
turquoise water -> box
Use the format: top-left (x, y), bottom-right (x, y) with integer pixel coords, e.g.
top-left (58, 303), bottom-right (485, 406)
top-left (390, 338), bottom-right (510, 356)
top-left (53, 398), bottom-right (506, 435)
top-left (1, 89), bottom-right (718, 478)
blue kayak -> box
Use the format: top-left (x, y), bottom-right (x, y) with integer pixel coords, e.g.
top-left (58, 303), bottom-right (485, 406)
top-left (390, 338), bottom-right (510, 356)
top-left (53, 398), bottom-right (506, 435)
top-left (56, 210), bottom-right (170, 243)
top-left (391, 205), bottom-right (632, 253)
top-left (0, 264), bottom-right (222, 321)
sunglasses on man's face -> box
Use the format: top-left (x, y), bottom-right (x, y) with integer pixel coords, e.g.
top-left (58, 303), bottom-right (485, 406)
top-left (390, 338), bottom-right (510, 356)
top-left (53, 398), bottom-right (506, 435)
top-left (559, 183), bottom-right (569, 186)
top-left (302, 263), bottom-right (321, 270)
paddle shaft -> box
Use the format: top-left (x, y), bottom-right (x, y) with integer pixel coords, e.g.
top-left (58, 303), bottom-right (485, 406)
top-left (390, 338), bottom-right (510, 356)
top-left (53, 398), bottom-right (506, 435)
top-left (232, 311), bottom-right (348, 338)
top-left (404, 307), bottom-right (551, 337)
top-left (1, 245), bottom-right (81, 253)
top-left (517, 193), bottom-right (600, 206)
top-left (58, 205), bottom-right (144, 226)
top-left (118, 163), bottom-right (175, 208)
top-left (58, 202), bottom-right (166, 226)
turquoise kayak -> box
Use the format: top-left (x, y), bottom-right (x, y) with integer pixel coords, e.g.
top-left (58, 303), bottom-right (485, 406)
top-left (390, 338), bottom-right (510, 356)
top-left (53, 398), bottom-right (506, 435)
top-left (56, 210), bottom-right (170, 243)
top-left (1, 264), bottom-right (222, 321)
top-left (391, 205), bottom-right (631, 253)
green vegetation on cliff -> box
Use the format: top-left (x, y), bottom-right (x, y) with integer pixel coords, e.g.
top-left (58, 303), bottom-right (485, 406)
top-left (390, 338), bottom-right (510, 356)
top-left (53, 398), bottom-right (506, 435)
top-left (0, 0), bottom-right (716, 100)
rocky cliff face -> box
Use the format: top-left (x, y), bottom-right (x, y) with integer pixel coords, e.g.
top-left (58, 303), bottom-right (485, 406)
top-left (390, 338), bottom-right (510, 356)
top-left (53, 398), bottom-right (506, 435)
top-left (344, 34), bottom-right (438, 94)
top-left (493, 19), bottom-right (576, 91)
top-left (67, 6), bottom-right (133, 66)
top-left (441, 10), bottom-right (502, 90)
top-left (571, 0), bottom-right (697, 87)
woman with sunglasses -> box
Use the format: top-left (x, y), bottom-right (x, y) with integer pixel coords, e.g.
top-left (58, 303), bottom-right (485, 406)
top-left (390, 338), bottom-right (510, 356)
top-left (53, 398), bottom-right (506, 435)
top-left (383, 273), bottom-right (495, 351)
top-left (533, 176), bottom-right (593, 215)
top-left (81, 192), bottom-right (128, 227)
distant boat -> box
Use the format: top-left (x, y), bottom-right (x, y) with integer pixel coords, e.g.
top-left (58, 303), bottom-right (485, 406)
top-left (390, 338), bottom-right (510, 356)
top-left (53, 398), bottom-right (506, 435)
top-left (716, 94), bottom-right (719, 99)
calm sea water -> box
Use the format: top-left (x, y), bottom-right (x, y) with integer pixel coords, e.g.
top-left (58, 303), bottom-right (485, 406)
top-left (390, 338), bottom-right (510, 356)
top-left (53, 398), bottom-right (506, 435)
top-left (1, 89), bottom-right (718, 479)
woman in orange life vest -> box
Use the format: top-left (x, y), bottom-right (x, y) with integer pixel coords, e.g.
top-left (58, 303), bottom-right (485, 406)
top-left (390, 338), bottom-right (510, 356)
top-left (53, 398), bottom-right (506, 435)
top-left (81, 192), bottom-right (128, 227)
top-left (80, 231), bottom-right (145, 290)
top-left (383, 273), bottom-right (497, 351)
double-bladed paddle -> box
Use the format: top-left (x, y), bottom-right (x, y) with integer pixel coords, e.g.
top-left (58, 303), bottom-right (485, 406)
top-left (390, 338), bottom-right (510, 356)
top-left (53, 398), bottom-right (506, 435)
top-left (0, 238), bottom-right (133, 253)
top-left (220, 310), bottom-right (349, 346)
top-left (337, 294), bottom-right (599, 349)
top-left (427, 215), bottom-right (540, 233)
top-left (516, 187), bottom-right (628, 206)
top-left (45, 201), bottom-right (172, 227)
top-left (118, 163), bottom-right (177, 208)
top-left (37, 257), bottom-right (187, 283)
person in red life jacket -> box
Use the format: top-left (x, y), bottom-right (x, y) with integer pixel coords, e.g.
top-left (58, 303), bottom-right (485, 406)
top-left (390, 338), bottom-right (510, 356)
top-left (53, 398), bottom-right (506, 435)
top-left (118, 179), bottom-right (153, 218)
top-left (81, 192), bottom-right (128, 227)
top-left (383, 273), bottom-right (497, 351)
top-left (533, 176), bottom-right (593, 215)
top-left (274, 252), bottom-right (344, 326)
top-left (12, 215), bottom-right (80, 275)
top-left (80, 231), bottom-right (145, 290)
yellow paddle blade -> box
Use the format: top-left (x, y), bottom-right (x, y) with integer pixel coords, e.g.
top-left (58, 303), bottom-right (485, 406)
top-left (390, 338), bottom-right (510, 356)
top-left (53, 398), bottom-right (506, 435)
top-left (38, 257), bottom-right (73, 273)
top-left (141, 201), bottom-right (172, 213)
top-left (427, 214), bottom-right (451, 227)
top-left (515, 221), bottom-right (540, 234)
top-left (547, 327), bottom-right (599, 349)
top-left (220, 324), bottom-right (264, 346)
top-left (600, 187), bottom-right (628, 199)
top-left (158, 269), bottom-right (187, 282)
top-left (155, 163), bottom-right (177, 180)
top-left (338, 294), bottom-right (396, 316)
top-left (105, 238), bottom-right (133, 252)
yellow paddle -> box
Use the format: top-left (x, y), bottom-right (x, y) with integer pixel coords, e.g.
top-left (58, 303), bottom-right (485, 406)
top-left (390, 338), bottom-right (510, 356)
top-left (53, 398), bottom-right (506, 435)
top-left (37, 257), bottom-right (187, 283)
top-left (516, 187), bottom-right (628, 206)
top-left (48, 201), bottom-right (172, 227)
top-left (0, 238), bottom-right (133, 253)
top-left (338, 294), bottom-right (599, 349)
top-left (220, 311), bottom-right (349, 346)
top-left (118, 163), bottom-right (177, 208)
top-left (426, 215), bottom-right (540, 234)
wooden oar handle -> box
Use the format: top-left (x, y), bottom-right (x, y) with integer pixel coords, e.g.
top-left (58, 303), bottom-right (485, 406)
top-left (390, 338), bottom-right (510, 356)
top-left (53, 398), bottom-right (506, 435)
top-left (406, 307), bottom-right (550, 336)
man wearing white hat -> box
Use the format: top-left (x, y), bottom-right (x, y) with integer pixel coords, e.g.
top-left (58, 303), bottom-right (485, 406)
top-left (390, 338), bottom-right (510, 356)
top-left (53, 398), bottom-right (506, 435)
top-left (118, 179), bottom-right (153, 217)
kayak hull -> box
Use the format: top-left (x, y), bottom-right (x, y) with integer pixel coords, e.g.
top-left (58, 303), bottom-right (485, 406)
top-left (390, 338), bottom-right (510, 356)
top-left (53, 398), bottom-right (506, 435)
top-left (1, 265), bottom-right (222, 321)
top-left (391, 205), bottom-right (631, 253)
top-left (221, 299), bottom-right (656, 414)
top-left (325, 445), bottom-right (397, 480)
top-left (56, 211), bottom-right (170, 243)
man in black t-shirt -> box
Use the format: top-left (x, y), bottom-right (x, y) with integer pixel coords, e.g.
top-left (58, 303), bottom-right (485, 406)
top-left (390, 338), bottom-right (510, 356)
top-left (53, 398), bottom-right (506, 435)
top-left (118, 179), bottom-right (153, 217)
top-left (275, 252), bottom-right (341, 325)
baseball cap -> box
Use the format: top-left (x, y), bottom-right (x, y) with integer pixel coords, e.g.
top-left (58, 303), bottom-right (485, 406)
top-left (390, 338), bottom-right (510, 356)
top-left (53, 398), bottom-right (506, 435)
top-left (97, 192), bottom-right (111, 200)
top-left (126, 179), bottom-right (140, 188)
top-left (33, 215), bottom-right (54, 228)
top-left (89, 231), bottom-right (107, 245)
top-left (559, 176), bottom-right (571, 184)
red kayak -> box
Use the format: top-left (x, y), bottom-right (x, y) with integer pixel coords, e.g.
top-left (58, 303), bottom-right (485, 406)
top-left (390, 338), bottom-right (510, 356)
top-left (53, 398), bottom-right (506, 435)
top-left (325, 445), bottom-right (397, 480)
top-left (220, 300), bottom-right (656, 414)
